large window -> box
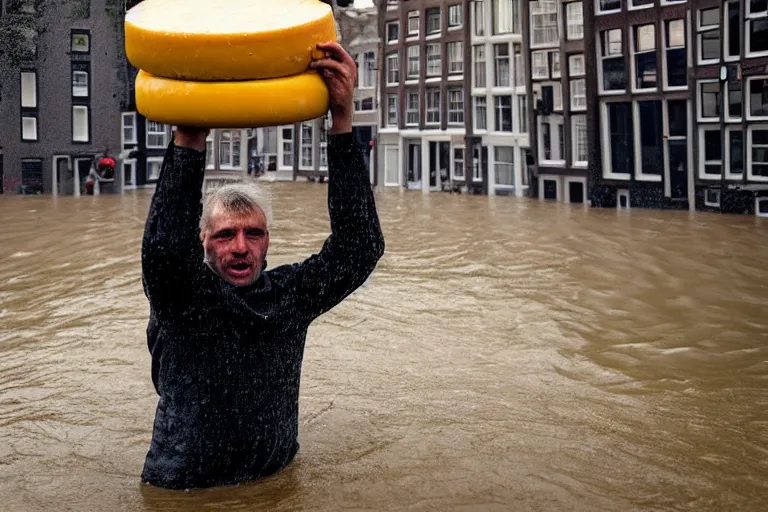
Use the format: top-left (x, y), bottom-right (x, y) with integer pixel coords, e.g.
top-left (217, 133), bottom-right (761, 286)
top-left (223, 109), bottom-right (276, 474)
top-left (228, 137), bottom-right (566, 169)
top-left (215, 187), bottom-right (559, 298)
top-left (565, 2), bottom-right (583, 40)
top-left (633, 24), bottom-right (656, 91)
top-left (747, 127), bottom-right (768, 180)
top-left (603, 102), bottom-right (634, 178)
top-left (572, 114), bottom-right (588, 165)
top-left (386, 22), bottom-right (399, 44)
top-left (426, 44), bottom-right (441, 76)
top-left (146, 121), bottom-right (167, 147)
top-left (747, 0), bottom-right (768, 56)
top-left (21, 70), bottom-right (37, 142)
top-left (387, 54), bottom-right (399, 85)
top-left (448, 42), bottom-right (464, 74)
top-left (408, 10), bottom-right (419, 35)
top-left (748, 77), bottom-right (768, 119)
top-left (636, 100), bottom-right (663, 179)
top-left (448, 4), bottom-right (463, 28)
top-left (426, 7), bottom-right (441, 34)
top-left (387, 95), bottom-right (398, 126)
top-left (360, 51), bottom-right (375, 88)
top-left (426, 88), bottom-right (440, 124)
top-left (569, 55), bottom-right (586, 110)
top-left (697, 7), bottom-right (720, 64)
top-left (453, 147), bottom-right (465, 180)
top-left (598, 0), bottom-right (621, 14)
top-left (72, 105), bottom-right (89, 143)
top-left (518, 95), bottom-right (527, 133)
top-left (726, 0), bottom-right (740, 60)
top-left (600, 29), bottom-right (626, 92)
top-left (530, 0), bottom-right (558, 47)
top-left (473, 0), bottom-right (485, 36)
top-left (280, 126), bottom-right (293, 168)
top-left (473, 45), bottom-right (486, 88)
top-left (493, 0), bottom-right (520, 35)
top-left (474, 96), bottom-right (488, 130)
top-left (698, 80), bottom-right (720, 121)
top-left (664, 19), bottom-right (686, 88)
top-left (448, 87), bottom-right (464, 124)
top-left (494, 95), bottom-right (512, 131)
top-left (406, 90), bottom-right (419, 125)
top-left (494, 44), bottom-right (510, 87)
top-left (494, 146), bottom-right (515, 186)
top-left (699, 126), bottom-right (722, 178)
top-left (407, 45), bottom-right (420, 78)
top-left (665, 99), bottom-right (688, 198)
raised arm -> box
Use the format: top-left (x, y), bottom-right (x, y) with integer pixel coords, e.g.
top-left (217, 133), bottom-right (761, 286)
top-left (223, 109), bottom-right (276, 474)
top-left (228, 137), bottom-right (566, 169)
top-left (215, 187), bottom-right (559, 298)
top-left (141, 128), bottom-right (209, 315)
top-left (286, 42), bottom-right (385, 321)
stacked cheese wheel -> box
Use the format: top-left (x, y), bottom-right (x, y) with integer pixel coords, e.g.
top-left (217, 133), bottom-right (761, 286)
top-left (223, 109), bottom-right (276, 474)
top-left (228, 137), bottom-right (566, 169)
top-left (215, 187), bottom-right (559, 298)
top-left (124, 0), bottom-right (337, 128)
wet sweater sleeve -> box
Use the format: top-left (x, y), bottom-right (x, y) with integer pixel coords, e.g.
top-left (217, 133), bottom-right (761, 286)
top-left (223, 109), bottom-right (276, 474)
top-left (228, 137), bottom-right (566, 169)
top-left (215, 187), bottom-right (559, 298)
top-left (289, 132), bottom-right (385, 322)
top-left (141, 141), bottom-right (207, 316)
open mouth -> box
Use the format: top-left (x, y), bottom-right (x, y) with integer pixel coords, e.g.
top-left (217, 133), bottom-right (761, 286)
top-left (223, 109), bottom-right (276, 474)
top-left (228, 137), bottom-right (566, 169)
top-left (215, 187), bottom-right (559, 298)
top-left (228, 262), bottom-right (251, 275)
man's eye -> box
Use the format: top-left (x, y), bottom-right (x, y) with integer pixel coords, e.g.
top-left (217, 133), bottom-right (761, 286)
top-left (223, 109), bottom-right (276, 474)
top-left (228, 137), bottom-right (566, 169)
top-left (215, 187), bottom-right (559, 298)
top-left (247, 230), bottom-right (264, 238)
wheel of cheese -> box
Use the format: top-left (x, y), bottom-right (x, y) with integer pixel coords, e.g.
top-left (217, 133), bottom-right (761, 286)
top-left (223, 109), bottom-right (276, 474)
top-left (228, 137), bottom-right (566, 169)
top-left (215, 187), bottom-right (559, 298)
top-left (134, 69), bottom-right (330, 128)
top-left (125, 0), bottom-right (338, 81)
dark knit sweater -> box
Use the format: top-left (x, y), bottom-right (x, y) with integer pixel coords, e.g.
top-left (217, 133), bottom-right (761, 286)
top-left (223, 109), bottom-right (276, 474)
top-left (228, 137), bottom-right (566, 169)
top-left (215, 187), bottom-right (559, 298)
top-left (139, 132), bottom-right (384, 490)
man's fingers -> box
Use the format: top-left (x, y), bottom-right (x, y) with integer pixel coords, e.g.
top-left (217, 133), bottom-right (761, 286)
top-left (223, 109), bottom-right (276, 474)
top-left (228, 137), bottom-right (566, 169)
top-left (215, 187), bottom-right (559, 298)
top-left (310, 57), bottom-right (348, 77)
top-left (316, 41), bottom-right (356, 68)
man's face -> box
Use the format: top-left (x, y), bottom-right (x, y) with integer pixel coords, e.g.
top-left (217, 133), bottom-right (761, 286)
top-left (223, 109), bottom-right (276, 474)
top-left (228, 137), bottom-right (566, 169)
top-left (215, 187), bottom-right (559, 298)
top-left (200, 204), bottom-right (270, 287)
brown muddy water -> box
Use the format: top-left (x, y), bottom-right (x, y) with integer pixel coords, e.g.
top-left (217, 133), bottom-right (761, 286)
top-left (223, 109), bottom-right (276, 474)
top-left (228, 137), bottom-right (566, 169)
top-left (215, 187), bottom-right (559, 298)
top-left (0, 185), bottom-right (767, 511)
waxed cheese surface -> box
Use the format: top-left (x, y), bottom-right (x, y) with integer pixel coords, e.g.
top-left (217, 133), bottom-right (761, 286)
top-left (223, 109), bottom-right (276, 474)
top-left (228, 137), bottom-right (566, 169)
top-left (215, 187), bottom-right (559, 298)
top-left (125, 0), bottom-right (332, 35)
top-left (124, 0), bottom-right (337, 80)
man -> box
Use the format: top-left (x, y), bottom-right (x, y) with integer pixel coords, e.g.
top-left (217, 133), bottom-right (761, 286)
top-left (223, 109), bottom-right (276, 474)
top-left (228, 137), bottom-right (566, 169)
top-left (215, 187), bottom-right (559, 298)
top-left (140, 41), bottom-right (385, 490)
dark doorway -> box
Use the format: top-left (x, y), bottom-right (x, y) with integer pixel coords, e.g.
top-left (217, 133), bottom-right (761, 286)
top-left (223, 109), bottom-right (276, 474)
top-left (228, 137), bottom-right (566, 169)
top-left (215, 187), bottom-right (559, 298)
top-left (569, 181), bottom-right (584, 203)
top-left (21, 159), bottom-right (43, 194)
top-left (543, 179), bottom-right (558, 200)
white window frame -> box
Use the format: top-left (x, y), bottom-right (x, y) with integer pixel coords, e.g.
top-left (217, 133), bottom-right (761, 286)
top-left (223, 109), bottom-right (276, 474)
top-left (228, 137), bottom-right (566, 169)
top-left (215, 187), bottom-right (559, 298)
top-left (406, 91), bottom-right (420, 126)
top-left (532, 51), bottom-right (549, 79)
top-left (564, 176), bottom-right (587, 204)
top-left (662, 18), bottom-right (687, 91)
top-left (387, 95), bottom-right (398, 126)
top-left (122, 159), bottom-right (137, 188)
top-left (299, 121), bottom-right (314, 170)
top-left (426, 6), bottom-right (442, 35)
top-left (662, 98), bottom-right (690, 196)
top-left (538, 174), bottom-right (561, 200)
top-left (452, 145), bottom-right (465, 180)
top-left (387, 21), bottom-right (399, 44)
top-left (407, 45), bottom-right (420, 79)
top-left (21, 71), bottom-right (37, 108)
top-left (407, 11), bottom-right (419, 36)
top-left (746, 76), bottom-right (768, 121)
top-left (697, 79), bottom-right (720, 122)
top-left (529, 0), bottom-right (559, 48)
top-left (698, 125), bottom-right (722, 180)
top-left (746, 1), bottom-right (768, 58)
top-left (474, 95), bottom-right (488, 132)
top-left (566, 2), bottom-right (584, 40)
top-left (448, 4), bottom-right (463, 29)
top-left (494, 43), bottom-right (510, 87)
top-left (473, 0), bottom-right (485, 37)
top-left (448, 87), bottom-right (464, 125)
top-left (473, 45), bottom-right (486, 89)
top-left (360, 51), bottom-right (376, 89)
top-left (384, 146), bottom-right (401, 187)
top-left (596, 0), bottom-right (621, 16)
top-left (756, 197), bottom-right (768, 217)
top-left (631, 23), bottom-right (657, 93)
top-left (747, 124), bottom-right (768, 182)
top-left (704, 188), bottom-right (721, 207)
top-left (146, 121), bottom-right (168, 148)
top-left (600, 101), bottom-right (631, 180)
top-left (726, 80), bottom-right (743, 121)
top-left (571, 114), bottom-right (588, 167)
top-left (22, 115), bottom-right (38, 141)
top-left (146, 156), bottom-right (163, 182)
top-left (724, 125), bottom-right (744, 180)
top-left (279, 126), bottom-right (293, 170)
top-left (387, 54), bottom-right (399, 85)
top-left (493, 145), bottom-right (516, 188)
top-left (448, 41), bottom-right (464, 74)
top-left (72, 70), bottom-right (88, 97)
top-left (517, 95), bottom-right (527, 133)
top-left (632, 101), bottom-right (663, 182)
top-left (629, 0), bottom-right (653, 11)
top-left (697, 7), bottom-right (721, 65)
top-left (72, 105), bottom-right (89, 143)
top-left (538, 113), bottom-right (566, 166)
top-left (724, 0), bottom-right (741, 62)
top-left (472, 145), bottom-right (483, 182)
top-left (598, 28), bottom-right (626, 95)
top-left (426, 88), bottom-right (441, 124)
top-left (570, 79), bottom-right (586, 110)
top-left (426, 43), bottom-right (441, 76)
top-left (494, 95), bottom-right (513, 132)
top-left (121, 112), bottom-right (137, 147)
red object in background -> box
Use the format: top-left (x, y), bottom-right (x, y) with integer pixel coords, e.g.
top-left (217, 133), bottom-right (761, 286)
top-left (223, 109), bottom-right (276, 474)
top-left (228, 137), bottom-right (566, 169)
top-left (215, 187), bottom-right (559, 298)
top-left (99, 157), bottom-right (115, 169)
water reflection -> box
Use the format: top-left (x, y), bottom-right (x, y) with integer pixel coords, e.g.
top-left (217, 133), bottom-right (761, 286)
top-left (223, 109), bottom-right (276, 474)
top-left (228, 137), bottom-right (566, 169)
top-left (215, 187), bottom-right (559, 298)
top-left (0, 186), bottom-right (766, 511)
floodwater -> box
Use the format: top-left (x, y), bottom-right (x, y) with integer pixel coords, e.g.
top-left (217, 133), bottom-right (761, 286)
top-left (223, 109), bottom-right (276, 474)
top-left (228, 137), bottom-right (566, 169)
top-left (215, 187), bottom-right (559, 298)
top-left (1, 185), bottom-right (767, 512)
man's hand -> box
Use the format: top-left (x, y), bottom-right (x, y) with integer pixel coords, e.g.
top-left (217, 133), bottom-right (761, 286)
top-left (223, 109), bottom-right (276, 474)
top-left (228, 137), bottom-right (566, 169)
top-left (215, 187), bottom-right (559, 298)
top-left (309, 41), bottom-right (355, 134)
top-left (174, 126), bottom-right (210, 152)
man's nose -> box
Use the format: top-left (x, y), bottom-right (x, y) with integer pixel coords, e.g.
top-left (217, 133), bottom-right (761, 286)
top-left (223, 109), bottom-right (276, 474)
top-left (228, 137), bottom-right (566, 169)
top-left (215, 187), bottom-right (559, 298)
top-left (232, 232), bottom-right (249, 254)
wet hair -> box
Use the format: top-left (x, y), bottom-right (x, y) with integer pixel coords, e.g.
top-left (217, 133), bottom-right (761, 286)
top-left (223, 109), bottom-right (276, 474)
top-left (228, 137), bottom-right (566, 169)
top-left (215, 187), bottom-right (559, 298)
top-left (199, 180), bottom-right (273, 234)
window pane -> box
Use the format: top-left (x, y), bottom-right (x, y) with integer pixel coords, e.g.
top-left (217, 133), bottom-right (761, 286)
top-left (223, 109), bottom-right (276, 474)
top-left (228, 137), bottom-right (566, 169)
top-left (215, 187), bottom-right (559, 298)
top-left (608, 102), bottom-right (634, 175)
top-left (729, 131), bottom-right (744, 174)
top-left (668, 99), bottom-right (687, 136)
top-left (638, 101), bottom-right (663, 175)
top-left (749, 79), bottom-right (768, 117)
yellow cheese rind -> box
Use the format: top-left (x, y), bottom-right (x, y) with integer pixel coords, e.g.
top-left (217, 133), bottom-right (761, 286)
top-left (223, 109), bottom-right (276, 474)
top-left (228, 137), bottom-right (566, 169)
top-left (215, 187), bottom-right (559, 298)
top-left (134, 69), bottom-right (330, 128)
top-left (125, 0), bottom-right (337, 81)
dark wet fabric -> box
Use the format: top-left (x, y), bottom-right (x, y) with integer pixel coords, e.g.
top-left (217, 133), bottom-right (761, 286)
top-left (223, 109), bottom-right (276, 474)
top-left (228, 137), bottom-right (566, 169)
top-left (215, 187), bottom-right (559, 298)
top-left (140, 133), bottom-right (384, 490)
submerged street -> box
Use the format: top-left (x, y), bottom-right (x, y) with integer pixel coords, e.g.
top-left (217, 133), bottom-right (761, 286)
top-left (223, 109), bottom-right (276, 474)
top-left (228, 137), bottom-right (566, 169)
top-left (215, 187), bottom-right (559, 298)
top-left (0, 185), bottom-right (766, 511)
